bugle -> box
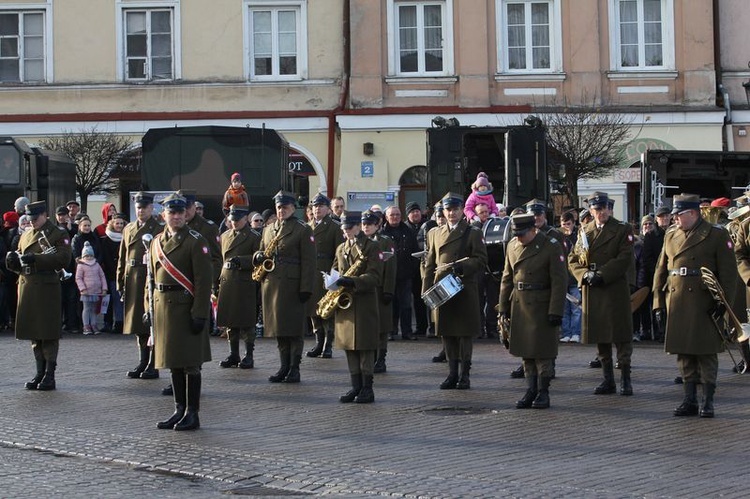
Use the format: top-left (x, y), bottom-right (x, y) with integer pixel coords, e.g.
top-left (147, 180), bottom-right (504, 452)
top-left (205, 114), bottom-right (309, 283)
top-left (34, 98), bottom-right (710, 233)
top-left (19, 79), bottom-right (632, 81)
top-left (699, 267), bottom-right (749, 374)
top-left (38, 230), bottom-right (72, 281)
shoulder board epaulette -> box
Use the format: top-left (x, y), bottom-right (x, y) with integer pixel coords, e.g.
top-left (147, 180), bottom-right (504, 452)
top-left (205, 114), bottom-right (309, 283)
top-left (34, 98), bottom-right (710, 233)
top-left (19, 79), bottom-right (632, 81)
top-left (206, 219), bottom-right (215, 225)
top-left (470, 226), bottom-right (481, 232)
top-left (189, 229), bottom-right (202, 239)
top-left (330, 218), bottom-right (341, 225)
top-left (57, 226), bottom-right (67, 233)
top-left (379, 233), bottom-right (392, 241)
top-left (297, 219), bottom-right (307, 226)
top-left (548, 237), bottom-right (558, 244)
top-left (619, 221), bottom-right (628, 226)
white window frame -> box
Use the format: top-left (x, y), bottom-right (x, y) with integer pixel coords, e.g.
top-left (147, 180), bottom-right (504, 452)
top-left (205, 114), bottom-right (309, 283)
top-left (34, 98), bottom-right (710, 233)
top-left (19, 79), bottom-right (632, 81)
top-left (0, 4), bottom-right (53, 84)
top-left (386, 0), bottom-right (454, 78)
top-left (608, 0), bottom-right (674, 71)
top-left (244, 0), bottom-right (308, 82)
top-left (115, 1), bottom-right (182, 82)
top-left (496, 0), bottom-right (562, 74)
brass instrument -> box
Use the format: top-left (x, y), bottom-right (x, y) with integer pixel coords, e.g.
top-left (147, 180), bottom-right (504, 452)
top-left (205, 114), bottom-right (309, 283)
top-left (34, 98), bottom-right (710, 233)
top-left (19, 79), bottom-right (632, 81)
top-left (251, 231), bottom-right (282, 282)
top-left (38, 230), bottom-right (72, 281)
top-left (699, 267), bottom-right (749, 374)
top-left (572, 224), bottom-right (589, 268)
top-left (726, 204), bottom-right (750, 243)
top-left (700, 206), bottom-right (723, 224)
top-left (498, 313), bottom-right (510, 349)
top-left (316, 248), bottom-right (367, 320)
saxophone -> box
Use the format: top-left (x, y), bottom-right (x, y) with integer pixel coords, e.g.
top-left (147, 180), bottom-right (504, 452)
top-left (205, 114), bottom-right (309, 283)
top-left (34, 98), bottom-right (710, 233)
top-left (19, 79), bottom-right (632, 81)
top-left (316, 249), bottom-right (367, 320)
top-left (252, 231), bottom-right (282, 282)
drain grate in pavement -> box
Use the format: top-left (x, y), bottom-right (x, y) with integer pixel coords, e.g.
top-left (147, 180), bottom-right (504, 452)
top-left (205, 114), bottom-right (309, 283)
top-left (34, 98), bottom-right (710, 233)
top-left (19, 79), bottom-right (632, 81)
top-left (422, 407), bottom-right (491, 416)
top-left (224, 484), bottom-right (312, 496)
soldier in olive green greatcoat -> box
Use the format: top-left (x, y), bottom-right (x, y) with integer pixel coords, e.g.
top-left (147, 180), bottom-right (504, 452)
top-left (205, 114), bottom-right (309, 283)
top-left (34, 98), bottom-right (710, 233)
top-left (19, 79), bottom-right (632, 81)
top-left (253, 191), bottom-right (317, 383)
top-left (117, 192), bottom-right (164, 380)
top-left (6, 201), bottom-right (73, 391)
top-left (306, 193), bottom-right (344, 359)
top-left (568, 192), bottom-right (635, 396)
top-left (362, 210), bottom-right (396, 373)
top-left (148, 193), bottom-right (213, 431)
top-left (654, 193), bottom-right (738, 418)
top-left (422, 192), bottom-right (488, 391)
top-left (331, 211), bottom-right (383, 403)
top-left (216, 205), bottom-right (261, 369)
top-left (499, 214), bottom-right (567, 409)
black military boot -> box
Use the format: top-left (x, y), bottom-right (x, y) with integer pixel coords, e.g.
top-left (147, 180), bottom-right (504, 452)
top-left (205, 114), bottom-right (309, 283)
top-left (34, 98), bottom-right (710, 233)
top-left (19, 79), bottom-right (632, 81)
top-left (25, 354), bottom-right (46, 390)
top-left (532, 376), bottom-right (551, 409)
top-left (269, 345), bottom-right (290, 382)
top-left (589, 357), bottom-right (602, 368)
top-left (516, 375), bottom-right (538, 409)
top-left (127, 346), bottom-right (149, 378)
top-left (321, 331), bottom-right (334, 359)
top-left (220, 337), bottom-right (241, 368)
top-left (157, 371), bottom-right (187, 429)
top-left (673, 381), bottom-right (699, 416)
top-left (174, 373), bottom-right (201, 431)
top-left (432, 349), bottom-right (446, 363)
top-left (620, 364), bottom-right (633, 396)
top-left (355, 375), bottom-right (374, 403)
top-left (440, 360), bottom-right (459, 389)
top-left (374, 350), bottom-right (387, 373)
top-left (456, 361), bottom-right (471, 390)
top-left (306, 331), bottom-right (324, 358)
top-left (162, 384), bottom-right (173, 396)
top-left (699, 383), bottom-right (716, 418)
top-left (594, 358), bottom-right (617, 394)
top-left (239, 341), bottom-right (254, 369)
top-left (510, 364), bottom-right (524, 379)
top-left (140, 346), bottom-right (159, 379)
top-left (37, 361), bottom-right (56, 391)
top-left (284, 355), bottom-right (302, 383)
top-left (340, 374), bottom-right (363, 403)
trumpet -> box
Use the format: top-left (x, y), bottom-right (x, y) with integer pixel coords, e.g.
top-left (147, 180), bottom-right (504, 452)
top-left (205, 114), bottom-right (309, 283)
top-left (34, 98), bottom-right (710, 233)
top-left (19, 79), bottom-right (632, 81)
top-left (699, 267), bottom-right (749, 374)
top-left (39, 230), bottom-right (72, 281)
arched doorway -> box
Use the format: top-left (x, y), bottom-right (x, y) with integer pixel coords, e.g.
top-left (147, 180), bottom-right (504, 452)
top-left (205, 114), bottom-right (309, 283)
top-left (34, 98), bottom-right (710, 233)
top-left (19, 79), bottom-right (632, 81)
top-left (398, 165), bottom-right (428, 214)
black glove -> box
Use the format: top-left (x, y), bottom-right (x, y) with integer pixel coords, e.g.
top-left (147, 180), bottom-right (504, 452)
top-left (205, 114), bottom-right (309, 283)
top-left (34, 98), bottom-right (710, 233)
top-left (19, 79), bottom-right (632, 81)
top-left (6, 251), bottom-right (19, 269)
top-left (548, 314), bottom-right (563, 327)
top-left (191, 317), bottom-right (207, 334)
top-left (252, 251), bottom-right (265, 266)
top-left (654, 308), bottom-right (665, 328)
top-left (229, 256), bottom-right (241, 269)
top-left (142, 312), bottom-right (151, 327)
top-left (382, 292), bottom-right (393, 305)
top-left (583, 270), bottom-right (604, 287)
top-left (452, 262), bottom-right (464, 276)
top-left (710, 302), bottom-right (726, 319)
top-left (298, 292), bottom-right (311, 303)
top-left (20, 253), bottom-right (36, 265)
top-left (336, 277), bottom-right (355, 288)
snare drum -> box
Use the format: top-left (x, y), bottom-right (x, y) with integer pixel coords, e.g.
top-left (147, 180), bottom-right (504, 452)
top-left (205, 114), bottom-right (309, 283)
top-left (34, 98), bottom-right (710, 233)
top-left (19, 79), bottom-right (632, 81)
top-left (422, 274), bottom-right (464, 310)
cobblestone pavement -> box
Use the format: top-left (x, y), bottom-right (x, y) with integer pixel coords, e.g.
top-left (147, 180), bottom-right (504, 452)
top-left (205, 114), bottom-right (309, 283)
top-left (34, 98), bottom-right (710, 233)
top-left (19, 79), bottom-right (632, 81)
top-left (0, 330), bottom-right (748, 498)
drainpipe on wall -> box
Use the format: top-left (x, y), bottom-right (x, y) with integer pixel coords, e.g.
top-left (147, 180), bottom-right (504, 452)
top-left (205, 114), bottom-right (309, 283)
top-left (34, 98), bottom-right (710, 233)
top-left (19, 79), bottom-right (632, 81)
top-left (327, 0), bottom-right (351, 197)
top-left (713, 0), bottom-right (734, 151)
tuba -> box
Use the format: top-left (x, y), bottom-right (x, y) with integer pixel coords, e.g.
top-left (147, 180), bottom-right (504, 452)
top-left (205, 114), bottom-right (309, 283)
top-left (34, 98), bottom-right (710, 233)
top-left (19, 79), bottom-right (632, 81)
top-left (252, 232), bottom-right (282, 282)
top-left (699, 267), bottom-right (749, 373)
top-left (316, 249), bottom-right (367, 320)
top-left (700, 206), bottom-right (723, 224)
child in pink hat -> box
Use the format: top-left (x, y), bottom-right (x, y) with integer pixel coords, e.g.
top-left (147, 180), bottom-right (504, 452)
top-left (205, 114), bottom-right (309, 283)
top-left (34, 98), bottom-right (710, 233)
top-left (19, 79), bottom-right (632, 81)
top-left (464, 172), bottom-right (500, 221)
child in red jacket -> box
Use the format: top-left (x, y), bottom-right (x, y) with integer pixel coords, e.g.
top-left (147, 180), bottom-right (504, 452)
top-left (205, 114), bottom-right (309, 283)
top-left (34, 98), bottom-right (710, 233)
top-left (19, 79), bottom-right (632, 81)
top-left (222, 172), bottom-right (250, 215)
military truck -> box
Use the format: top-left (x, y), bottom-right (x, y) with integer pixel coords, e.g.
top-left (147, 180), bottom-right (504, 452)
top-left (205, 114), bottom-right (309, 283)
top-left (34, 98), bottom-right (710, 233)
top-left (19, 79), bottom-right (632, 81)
top-left (0, 137), bottom-right (76, 214)
top-left (140, 125), bottom-right (291, 218)
top-left (639, 149), bottom-right (750, 217)
top-left (426, 119), bottom-right (548, 211)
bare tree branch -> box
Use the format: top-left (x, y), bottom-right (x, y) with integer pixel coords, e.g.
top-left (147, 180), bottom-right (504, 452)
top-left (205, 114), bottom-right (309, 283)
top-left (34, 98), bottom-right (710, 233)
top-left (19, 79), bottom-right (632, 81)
top-left (38, 127), bottom-right (137, 213)
top-left (540, 96), bottom-right (633, 205)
